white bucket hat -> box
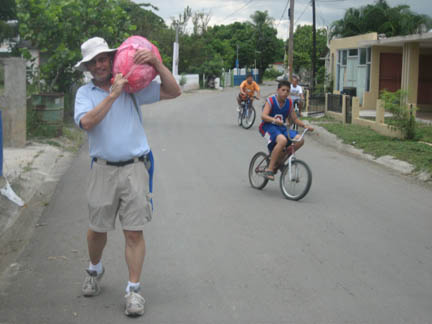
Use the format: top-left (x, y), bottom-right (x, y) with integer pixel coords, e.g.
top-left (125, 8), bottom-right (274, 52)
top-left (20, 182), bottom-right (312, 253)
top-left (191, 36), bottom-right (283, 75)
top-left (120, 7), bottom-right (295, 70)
top-left (74, 37), bottom-right (117, 71)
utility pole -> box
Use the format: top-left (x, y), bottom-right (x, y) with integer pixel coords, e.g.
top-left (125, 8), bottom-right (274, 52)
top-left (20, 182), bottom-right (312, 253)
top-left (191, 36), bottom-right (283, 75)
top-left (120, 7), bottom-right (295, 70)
top-left (287, 0), bottom-right (295, 81)
top-left (172, 25), bottom-right (179, 76)
top-left (236, 44), bottom-right (239, 75)
top-left (312, 0), bottom-right (316, 90)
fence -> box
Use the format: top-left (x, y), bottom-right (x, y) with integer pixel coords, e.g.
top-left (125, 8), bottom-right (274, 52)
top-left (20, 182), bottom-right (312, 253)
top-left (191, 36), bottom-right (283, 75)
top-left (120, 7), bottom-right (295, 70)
top-left (327, 94), bottom-right (343, 113)
top-left (308, 93), bottom-right (326, 115)
top-left (345, 95), bottom-right (353, 124)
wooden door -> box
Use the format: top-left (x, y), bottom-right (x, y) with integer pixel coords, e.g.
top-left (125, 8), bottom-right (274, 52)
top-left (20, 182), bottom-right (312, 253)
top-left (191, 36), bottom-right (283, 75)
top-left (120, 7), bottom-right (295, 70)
top-left (379, 53), bottom-right (402, 92)
top-left (418, 55), bottom-right (432, 105)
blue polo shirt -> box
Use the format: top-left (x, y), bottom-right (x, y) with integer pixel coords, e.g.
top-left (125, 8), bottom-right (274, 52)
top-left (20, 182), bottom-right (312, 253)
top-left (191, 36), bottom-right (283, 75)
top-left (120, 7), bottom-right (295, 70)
top-left (74, 81), bottom-right (160, 162)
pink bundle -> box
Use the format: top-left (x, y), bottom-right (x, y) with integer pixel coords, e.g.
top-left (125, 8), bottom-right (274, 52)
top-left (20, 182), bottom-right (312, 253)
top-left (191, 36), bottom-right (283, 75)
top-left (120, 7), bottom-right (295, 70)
top-left (112, 35), bottom-right (162, 93)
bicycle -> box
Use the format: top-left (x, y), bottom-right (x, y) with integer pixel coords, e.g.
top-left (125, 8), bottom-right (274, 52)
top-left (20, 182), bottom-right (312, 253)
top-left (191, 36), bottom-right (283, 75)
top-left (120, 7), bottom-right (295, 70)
top-left (291, 99), bottom-right (301, 131)
top-left (248, 128), bottom-right (312, 201)
top-left (237, 96), bottom-right (257, 129)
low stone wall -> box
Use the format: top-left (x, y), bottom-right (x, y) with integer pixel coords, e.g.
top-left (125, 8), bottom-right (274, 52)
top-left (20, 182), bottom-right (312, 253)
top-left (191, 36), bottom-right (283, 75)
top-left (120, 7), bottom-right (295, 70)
top-left (352, 98), bottom-right (403, 138)
top-left (174, 74), bottom-right (199, 92)
top-left (0, 58), bottom-right (27, 147)
top-left (324, 94), bottom-right (404, 138)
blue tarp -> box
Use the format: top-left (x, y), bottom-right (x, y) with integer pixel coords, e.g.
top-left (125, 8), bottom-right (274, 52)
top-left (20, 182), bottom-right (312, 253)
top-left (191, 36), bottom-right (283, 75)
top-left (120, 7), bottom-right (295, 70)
top-left (233, 73), bottom-right (260, 86)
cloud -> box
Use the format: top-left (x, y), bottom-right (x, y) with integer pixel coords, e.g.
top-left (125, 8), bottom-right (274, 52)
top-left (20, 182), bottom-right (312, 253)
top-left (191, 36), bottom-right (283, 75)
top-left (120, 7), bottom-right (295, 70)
top-left (137, 0), bottom-right (432, 39)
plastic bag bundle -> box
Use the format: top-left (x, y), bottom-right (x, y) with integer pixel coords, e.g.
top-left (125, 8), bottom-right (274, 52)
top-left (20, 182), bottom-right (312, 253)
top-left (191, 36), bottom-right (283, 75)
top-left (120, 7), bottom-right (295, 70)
top-left (112, 36), bottom-right (162, 93)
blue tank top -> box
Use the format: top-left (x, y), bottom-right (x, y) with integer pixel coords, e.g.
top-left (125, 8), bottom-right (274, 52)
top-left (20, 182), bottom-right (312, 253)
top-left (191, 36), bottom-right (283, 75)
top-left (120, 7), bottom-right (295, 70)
top-left (266, 95), bottom-right (292, 122)
top-left (259, 95), bottom-right (293, 137)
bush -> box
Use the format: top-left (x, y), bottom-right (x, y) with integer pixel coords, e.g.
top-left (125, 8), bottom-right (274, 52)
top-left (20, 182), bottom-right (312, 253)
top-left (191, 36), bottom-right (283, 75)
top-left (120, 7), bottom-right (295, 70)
top-left (179, 74), bottom-right (187, 87)
top-left (263, 67), bottom-right (283, 80)
top-left (380, 89), bottom-right (416, 140)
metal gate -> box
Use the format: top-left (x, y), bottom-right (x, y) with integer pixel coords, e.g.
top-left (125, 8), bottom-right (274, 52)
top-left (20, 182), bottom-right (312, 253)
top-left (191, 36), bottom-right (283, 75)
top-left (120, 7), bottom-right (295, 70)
top-left (327, 93), bottom-right (343, 113)
top-left (308, 93), bottom-right (325, 115)
top-left (345, 95), bottom-right (352, 124)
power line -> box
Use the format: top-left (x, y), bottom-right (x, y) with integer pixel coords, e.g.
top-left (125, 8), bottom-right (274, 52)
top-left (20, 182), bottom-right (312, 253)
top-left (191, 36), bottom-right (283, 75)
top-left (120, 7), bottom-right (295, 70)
top-left (316, 0), bottom-right (349, 2)
top-left (275, 0), bottom-right (290, 29)
top-left (220, 0), bottom-right (256, 23)
top-left (294, 1), bottom-right (310, 26)
top-left (315, 1), bottom-right (328, 27)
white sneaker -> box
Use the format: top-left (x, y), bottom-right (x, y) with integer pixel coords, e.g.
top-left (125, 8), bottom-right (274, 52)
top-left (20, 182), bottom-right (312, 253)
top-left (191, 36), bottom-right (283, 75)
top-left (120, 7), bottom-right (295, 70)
top-left (82, 267), bottom-right (105, 297)
top-left (124, 287), bottom-right (145, 317)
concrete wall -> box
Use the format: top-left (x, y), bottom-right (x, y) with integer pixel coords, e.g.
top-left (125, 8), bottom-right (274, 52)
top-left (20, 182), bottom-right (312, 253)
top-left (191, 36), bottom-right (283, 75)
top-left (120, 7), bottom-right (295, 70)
top-left (352, 98), bottom-right (403, 138)
top-left (174, 74), bottom-right (199, 92)
top-left (0, 58), bottom-right (26, 147)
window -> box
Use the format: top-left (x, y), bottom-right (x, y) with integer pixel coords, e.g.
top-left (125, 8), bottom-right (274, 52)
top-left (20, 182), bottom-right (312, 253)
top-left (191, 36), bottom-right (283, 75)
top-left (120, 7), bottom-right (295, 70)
top-left (348, 49), bottom-right (358, 56)
top-left (367, 47), bottom-right (371, 63)
top-left (360, 48), bottom-right (367, 65)
top-left (342, 50), bottom-right (347, 65)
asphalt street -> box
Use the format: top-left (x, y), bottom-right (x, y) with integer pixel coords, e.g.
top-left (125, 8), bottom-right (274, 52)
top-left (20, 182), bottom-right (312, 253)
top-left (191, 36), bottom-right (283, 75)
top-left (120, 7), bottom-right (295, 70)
top-left (1, 84), bottom-right (432, 324)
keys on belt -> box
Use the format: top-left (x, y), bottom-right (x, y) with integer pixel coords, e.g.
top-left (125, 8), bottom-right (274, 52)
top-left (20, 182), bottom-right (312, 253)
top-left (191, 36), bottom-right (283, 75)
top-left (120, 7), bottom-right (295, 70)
top-left (93, 154), bottom-right (151, 170)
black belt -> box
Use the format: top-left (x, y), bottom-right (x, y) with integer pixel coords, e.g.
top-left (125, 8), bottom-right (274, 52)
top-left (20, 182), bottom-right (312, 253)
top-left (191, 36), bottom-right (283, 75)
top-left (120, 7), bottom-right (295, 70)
top-left (93, 155), bottom-right (149, 167)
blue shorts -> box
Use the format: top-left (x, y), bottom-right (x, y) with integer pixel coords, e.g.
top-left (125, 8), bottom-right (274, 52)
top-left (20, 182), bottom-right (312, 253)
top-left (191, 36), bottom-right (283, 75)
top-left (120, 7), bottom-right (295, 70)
top-left (259, 124), bottom-right (297, 152)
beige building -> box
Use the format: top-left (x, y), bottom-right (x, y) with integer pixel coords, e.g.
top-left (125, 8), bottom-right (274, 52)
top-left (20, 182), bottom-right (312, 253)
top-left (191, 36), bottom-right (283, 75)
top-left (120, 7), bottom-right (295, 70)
top-left (328, 31), bottom-right (432, 117)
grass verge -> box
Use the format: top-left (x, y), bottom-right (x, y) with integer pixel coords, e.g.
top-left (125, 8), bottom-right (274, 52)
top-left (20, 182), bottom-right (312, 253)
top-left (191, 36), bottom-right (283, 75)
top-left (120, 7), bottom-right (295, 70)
top-left (310, 117), bottom-right (432, 175)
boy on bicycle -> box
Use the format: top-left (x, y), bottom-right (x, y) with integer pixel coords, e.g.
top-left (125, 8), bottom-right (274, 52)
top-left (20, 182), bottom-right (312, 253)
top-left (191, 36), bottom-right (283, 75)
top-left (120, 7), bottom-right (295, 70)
top-left (259, 80), bottom-right (313, 181)
top-left (237, 73), bottom-right (260, 110)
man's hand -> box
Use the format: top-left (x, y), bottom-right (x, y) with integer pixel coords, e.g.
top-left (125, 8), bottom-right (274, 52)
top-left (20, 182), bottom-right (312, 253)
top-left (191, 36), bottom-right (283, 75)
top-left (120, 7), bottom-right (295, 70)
top-left (305, 125), bottom-right (314, 132)
top-left (110, 73), bottom-right (128, 99)
top-left (134, 48), bottom-right (159, 66)
top-left (274, 118), bottom-right (284, 126)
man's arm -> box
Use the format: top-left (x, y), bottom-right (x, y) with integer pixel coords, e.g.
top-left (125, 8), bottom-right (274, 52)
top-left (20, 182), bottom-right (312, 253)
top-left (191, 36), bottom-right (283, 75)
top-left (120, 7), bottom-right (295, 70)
top-left (79, 74), bottom-right (128, 131)
top-left (255, 83), bottom-right (261, 99)
top-left (134, 49), bottom-right (181, 100)
top-left (290, 110), bottom-right (313, 130)
top-left (239, 82), bottom-right (247, 96)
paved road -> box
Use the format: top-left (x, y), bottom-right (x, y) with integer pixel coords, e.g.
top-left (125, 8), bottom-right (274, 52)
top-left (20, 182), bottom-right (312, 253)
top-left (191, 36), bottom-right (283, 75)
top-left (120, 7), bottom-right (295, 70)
top-left (1, 85), bottom-right (432, 324)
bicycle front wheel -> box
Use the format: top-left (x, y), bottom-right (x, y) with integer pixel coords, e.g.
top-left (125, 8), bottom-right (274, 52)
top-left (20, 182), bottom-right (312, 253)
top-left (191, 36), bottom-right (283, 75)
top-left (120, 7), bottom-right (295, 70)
top-left (280, 159), bottom-right (312, 200)
top-left (241, 106), bottom-right (256, 129)
top-left (237, 109), bottom-right (242, 126)
top-left (248, 152), bottom-right (269, 189)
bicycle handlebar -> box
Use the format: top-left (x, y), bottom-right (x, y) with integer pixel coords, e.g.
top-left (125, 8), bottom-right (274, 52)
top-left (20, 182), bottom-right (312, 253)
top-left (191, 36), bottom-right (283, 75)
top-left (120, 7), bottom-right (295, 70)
top-left (291, 128), bottom-right (309, 142)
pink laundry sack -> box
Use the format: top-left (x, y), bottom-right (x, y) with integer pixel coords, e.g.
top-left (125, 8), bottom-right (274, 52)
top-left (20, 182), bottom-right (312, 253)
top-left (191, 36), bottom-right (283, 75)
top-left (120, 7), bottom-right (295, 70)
top-left (112, 35), bottom-right (162, 93)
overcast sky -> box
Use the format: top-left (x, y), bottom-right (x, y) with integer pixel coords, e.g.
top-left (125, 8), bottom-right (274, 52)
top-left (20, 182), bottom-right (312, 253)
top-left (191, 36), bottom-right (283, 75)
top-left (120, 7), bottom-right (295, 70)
top-left (135, 0), bottom-right (432, 39)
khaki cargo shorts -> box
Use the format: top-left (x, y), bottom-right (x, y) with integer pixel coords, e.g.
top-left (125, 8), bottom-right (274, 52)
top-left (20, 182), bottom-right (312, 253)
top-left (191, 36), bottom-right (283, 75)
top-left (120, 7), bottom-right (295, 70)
top-left (86, 160), bottom-right (152, 232)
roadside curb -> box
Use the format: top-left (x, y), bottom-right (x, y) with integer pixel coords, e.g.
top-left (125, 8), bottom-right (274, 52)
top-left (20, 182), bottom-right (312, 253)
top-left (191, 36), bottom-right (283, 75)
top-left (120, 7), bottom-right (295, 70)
top-left (0, 136), bottom-right (81, 273)
top-left (305, 121), bottom-right (432, 184)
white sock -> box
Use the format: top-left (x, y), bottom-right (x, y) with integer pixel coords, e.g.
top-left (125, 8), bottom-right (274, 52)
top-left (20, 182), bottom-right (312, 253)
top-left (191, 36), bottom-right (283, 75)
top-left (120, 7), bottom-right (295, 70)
top-left (126, 281), bottom-right (140, 293)
top-left (88, 261), bottom-right (103, 274)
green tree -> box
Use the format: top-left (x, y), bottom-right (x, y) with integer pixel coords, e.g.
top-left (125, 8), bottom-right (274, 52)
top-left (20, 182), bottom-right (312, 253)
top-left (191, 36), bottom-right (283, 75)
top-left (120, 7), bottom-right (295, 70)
top-left (0, 0), bottom-right (17, 43)
top-left (330, 0), bottom-right (432, 39)
top-left (292, 25), bottom-right (327, 83)
top-left (250, 10), bottom-right (284, 82)
top-left (119, 0), bottom-right (166, 41)
top-left (16, 0), bottom-right (136, 93)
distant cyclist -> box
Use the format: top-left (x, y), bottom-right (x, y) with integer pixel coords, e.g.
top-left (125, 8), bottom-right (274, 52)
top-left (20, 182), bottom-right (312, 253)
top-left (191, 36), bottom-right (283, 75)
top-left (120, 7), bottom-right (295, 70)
top-left (259, 80), bottom-right (313, 181)
top-left (237, 73), bottom-right (260, 110)
top-left (290, 75), bottom-right (304, 116)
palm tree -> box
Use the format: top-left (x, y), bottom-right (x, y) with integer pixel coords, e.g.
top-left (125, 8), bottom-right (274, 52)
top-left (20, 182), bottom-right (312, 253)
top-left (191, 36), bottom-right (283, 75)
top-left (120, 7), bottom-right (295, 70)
top-left (330, 0), bottom-right (432, 39)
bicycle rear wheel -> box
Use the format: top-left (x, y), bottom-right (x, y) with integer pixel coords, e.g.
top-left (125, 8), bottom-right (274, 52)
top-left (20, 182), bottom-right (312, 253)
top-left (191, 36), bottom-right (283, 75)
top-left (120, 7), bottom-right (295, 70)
top-left (248, 152), bottom-right (269, 189)
top-left (280, 159), bottom-right (312, 200)
top-left (242, 106), bottom-right (256, 129)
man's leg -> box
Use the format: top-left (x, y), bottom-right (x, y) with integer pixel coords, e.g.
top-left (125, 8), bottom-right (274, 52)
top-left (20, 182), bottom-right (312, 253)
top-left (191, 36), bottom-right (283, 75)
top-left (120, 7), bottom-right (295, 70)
top-left (87, 229), bottom-right (107, 265)
top-left (123, 230), bottom-right (146, 317)
top-left (293, 138), bottom-right (305, 151)
top-left (267, 134), bottom-right (288, 173)
top-left (124, 230), bottom-right (146, 284)
top-left (82, 229), bottom-right (107, 297)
